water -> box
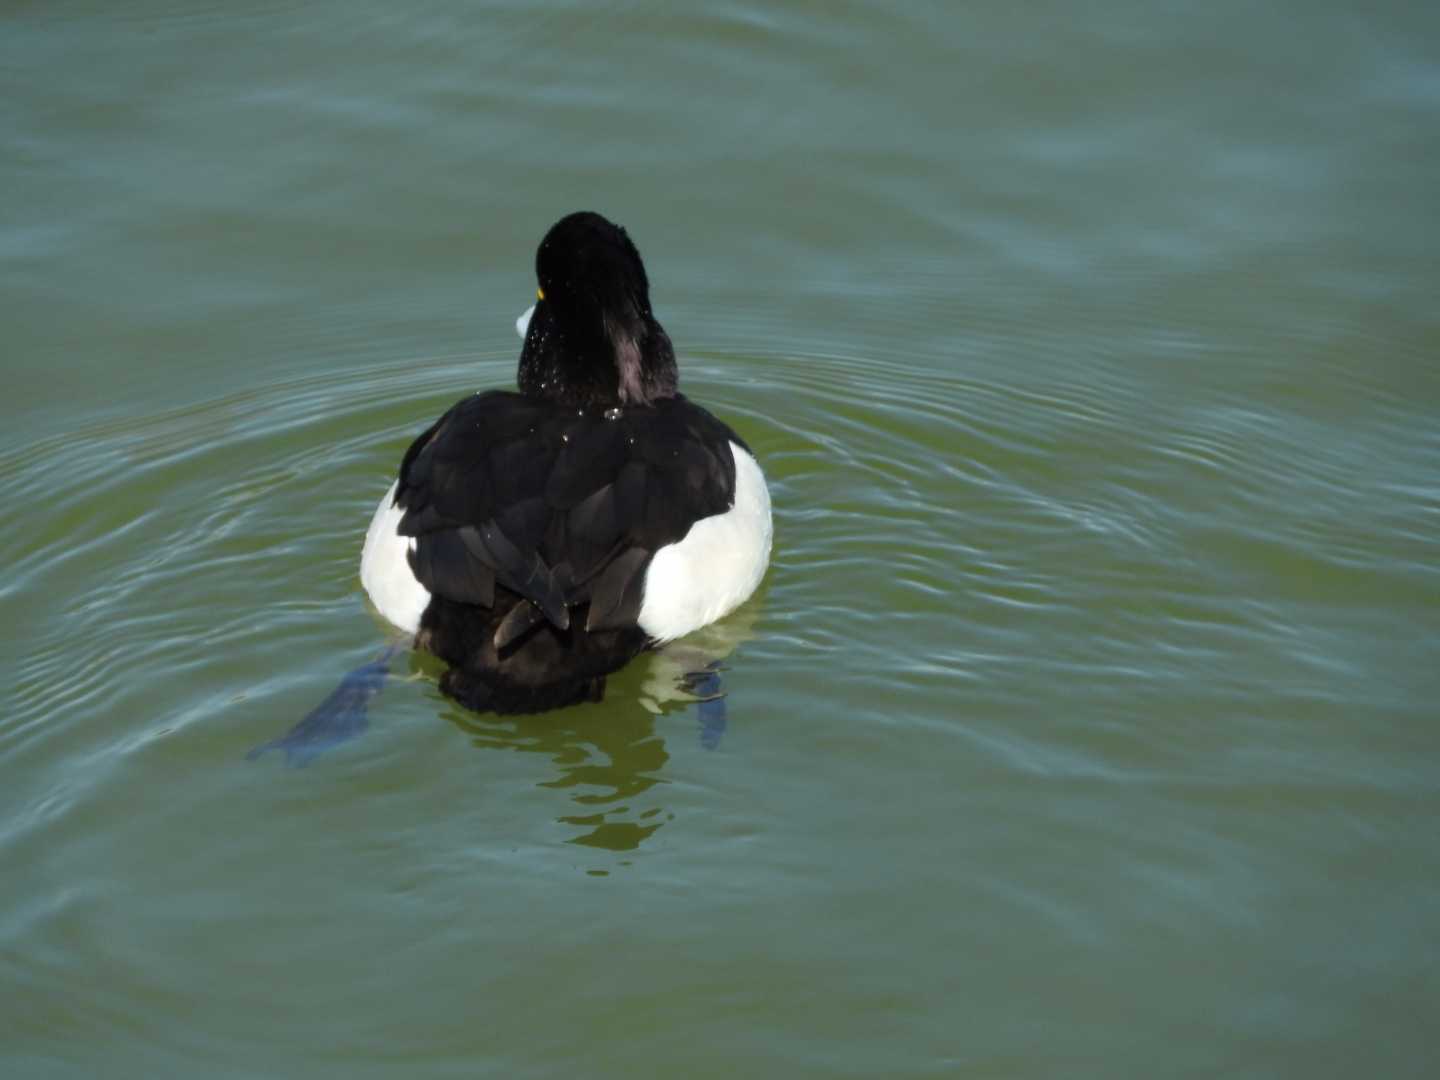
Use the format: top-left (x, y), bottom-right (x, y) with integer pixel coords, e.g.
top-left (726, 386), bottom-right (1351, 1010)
top-left (4, 2), bottom-right (1438, 1075)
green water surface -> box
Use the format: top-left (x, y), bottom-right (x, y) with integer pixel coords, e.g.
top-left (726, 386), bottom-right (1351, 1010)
top-left (3, 2), bottom-right (1438, 1077)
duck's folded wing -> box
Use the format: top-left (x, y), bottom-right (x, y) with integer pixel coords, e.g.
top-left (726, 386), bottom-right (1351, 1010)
top-left (392, 392), bottom-right (739, 638)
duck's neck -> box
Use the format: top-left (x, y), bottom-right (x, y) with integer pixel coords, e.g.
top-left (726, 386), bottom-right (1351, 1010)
top-left (518, 311), bottom-right (679, 408)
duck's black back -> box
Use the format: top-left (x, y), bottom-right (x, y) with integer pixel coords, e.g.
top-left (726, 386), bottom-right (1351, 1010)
top-left (394, 390), bottom-right (743, 711)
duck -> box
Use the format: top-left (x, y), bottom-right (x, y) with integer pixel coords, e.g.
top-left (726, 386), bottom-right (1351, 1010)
top-left (358, 211), bottom-right (772, 714)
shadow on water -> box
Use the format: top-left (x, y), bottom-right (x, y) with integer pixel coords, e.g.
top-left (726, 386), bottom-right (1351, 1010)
top-left (246, 603), bottom-right (762, 851)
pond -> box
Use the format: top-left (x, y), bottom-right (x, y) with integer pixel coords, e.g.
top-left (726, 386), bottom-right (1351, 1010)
top-left (3, 2), bottom-right (1437, 1076)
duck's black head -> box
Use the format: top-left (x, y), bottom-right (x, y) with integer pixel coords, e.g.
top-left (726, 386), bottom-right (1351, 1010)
top-left (517, 211), bottom-right (679, 409)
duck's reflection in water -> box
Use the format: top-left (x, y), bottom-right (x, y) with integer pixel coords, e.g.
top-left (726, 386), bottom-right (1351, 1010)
top-left (445, 693), bottom-right (673, 850)
top-left (442, 608), bottom-right (759, 852)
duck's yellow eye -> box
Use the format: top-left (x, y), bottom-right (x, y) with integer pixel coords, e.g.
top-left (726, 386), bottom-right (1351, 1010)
top-left (537, 287), bottom-right (545, 301)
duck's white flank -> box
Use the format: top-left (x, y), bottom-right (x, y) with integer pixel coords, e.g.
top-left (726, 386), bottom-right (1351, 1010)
top-left (638, 442), bottom-right (772, 643)
top-left (360, 480), bottom-right (430, 633)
